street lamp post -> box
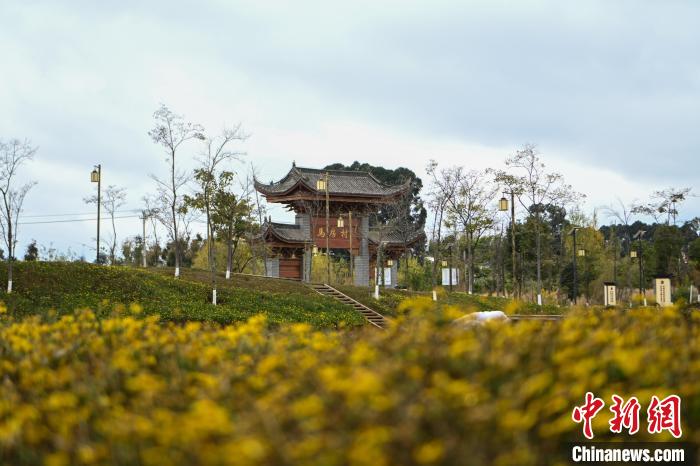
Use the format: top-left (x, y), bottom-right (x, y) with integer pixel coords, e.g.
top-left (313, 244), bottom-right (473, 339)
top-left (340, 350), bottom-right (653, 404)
top-left (499, 192), bottom-right (517, 298)
top-left (338, 212), bottom-right (354, 283)
top-left (578, 248), bottom-right (587, 304)
top-left (448, 244), bottom-right (453, 292)
top-left (571, 227), bottom-right (579, 304)
top-left (316, 173), bottom-right (331, 284)
top-left (90, 165), bottom-right (101, 263)
top-left (633, 230), bottom-right (646, 306)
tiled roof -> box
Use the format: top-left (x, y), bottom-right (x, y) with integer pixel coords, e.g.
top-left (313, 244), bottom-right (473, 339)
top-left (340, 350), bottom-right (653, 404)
top-left (255, 165), bottom-right (410, 197)
top-left (262, 222), bottom-right (310, 243)
top-left (261, 220), bottom-right (425, 247)
top-left (368, 227), bottom-right (425, 247)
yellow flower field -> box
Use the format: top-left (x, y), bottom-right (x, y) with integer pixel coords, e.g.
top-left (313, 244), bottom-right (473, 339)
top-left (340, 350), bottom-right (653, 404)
top-left (0, 299), bottom-right (698, 465)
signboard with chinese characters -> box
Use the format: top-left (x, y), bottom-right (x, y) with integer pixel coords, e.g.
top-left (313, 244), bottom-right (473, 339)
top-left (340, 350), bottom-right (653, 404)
top-left (654, 277), bottom-right (672, 307)
top-left (604, 283), bottom-right (617, 307)
top-left (312, 217), bottom-right (360, 250)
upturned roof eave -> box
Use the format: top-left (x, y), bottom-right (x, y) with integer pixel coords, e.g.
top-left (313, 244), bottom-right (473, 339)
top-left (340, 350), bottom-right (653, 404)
top-left (255, 164), bottom-right (412, 198)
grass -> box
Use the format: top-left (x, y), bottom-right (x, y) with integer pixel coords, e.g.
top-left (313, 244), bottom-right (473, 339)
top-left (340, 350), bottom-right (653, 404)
top-left (335, 285), bottom-right (562, 316)
top-left (152, 267), bottom-right (321, 296)
top-left (0, 262), bottom-right (365, 328)
top-left (166, 271), bottom-right (561, 317)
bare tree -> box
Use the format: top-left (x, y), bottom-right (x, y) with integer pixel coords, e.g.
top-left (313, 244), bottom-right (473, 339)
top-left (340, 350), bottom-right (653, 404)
top-left (148, 104), bottom-right (204, 277)
top-left (248, 163), bottom-right (268, 276)
top-left (495, 144), bottom-right (582, 305)
top-left (426, 160), bottom-right (458, 288)
top-left (142, 195), bottom-right (162, 265)
top-left (84, 185), bottom-right (127, 264)
top-left (632, 187), bottom-right (693, 225)
top-left (0, 138), bottom-right (37, 293)
top-left (603, 198), bottom-right (635, 228)
top-left (185, 126), bottom-right (247, 304)
top-left (441, 166), bottom-right (498, 294)
top-left (389, 178), bottom-right (422, 285)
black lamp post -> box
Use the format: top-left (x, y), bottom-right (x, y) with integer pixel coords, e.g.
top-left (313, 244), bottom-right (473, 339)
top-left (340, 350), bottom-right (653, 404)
top-left (90, 165), bottom-right (101, 263)
top-left (316, 173), bottom-right (330, 284)
top-left (578, 248), bottom-right (587, 303)
top-left (448, 244), bottom-right (453, 292)
top-left (571, 227), bottom-right (580, 304)
top-left (633, 230), bottom-right (646, 305)
top-left (499, 191), bottom-right (517, 298)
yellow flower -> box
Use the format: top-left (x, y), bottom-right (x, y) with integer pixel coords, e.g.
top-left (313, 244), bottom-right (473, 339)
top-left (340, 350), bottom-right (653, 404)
top-left (413, 440), bottom-right (445, 464)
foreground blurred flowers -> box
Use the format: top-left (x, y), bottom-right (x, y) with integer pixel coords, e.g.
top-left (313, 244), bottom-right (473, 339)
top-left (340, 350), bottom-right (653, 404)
top-left (0, 299), bottom-right (698, 465)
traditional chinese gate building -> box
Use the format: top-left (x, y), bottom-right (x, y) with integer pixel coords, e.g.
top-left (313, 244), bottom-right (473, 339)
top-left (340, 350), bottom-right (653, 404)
top-left (255, 164), bottom-right (425, 286)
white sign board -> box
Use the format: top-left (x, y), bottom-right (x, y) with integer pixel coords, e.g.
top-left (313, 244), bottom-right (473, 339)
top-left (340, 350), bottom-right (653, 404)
top-left (441, 268), bottom-right (459, 286)
top-left (604, 284), bottom-right (617, 307)
top-left (375, 267), bottom-right (393, 286)
top-left (654, 278), bottom-right (672, 307)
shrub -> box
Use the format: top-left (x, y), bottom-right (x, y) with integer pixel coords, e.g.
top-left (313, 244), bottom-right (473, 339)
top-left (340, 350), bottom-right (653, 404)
top-left (1, 300), bottom-right (698, 465)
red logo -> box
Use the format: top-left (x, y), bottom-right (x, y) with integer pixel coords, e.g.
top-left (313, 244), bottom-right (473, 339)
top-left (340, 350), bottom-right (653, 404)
top-left (572, 393), bottom-right (682, 439)
top-left (647, 395), bottom-right (682, 438)
top-left (572, 392), bottom-right (605, 439)
top-left (609, 395), bottom-right (641, 435)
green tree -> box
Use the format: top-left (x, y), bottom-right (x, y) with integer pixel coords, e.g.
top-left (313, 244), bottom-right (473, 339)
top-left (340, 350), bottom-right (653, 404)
top-left (209, 172), bottom-right (256, 278)
top-left (690, 238), bottom-right (700, 268)
top-left (184, 126), bottom-right (247, 303)
top-left (495, 144), bottom-right (582, 305)
top-left (24, 239), bottom-right (38, 261)
top-left (324, 161), bottom-right (427, 228)
top-left (653, 225), bottom-right (684, 277)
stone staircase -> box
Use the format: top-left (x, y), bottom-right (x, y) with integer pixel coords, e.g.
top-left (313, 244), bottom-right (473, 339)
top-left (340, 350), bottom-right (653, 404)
top-left (309, 284), bottom-right (388, 329)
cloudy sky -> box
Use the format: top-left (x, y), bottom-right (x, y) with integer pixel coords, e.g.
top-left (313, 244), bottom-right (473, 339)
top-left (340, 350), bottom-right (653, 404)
top-left (1, 0), bottom-right (698, 258)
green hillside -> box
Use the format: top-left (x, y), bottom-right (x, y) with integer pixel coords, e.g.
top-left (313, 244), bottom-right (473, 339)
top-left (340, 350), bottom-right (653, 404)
top-left (0, 262), bottom-right (364, 328)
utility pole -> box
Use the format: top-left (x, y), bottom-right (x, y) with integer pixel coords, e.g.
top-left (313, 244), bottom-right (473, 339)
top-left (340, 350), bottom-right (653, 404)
top-left (90, 164), bottom-right (101, 263)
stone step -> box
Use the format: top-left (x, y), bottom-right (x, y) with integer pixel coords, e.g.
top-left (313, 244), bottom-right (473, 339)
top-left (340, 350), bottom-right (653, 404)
top-left (306, 283), bottom-right (387, 329)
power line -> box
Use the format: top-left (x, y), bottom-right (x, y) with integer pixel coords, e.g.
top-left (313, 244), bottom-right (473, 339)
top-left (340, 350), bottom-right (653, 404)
top-left (19, 215), bottom-right (140, 225)
top-left (22, 209), bottom-right (141, 218)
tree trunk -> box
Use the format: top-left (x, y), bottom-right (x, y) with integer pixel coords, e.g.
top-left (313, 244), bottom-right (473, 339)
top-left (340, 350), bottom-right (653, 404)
top-left (207, 201), bottom-right (216, 305)
top-left (7, 212), bottom-right (12, 293)
top-left (536, 213), bottom-right (542, 305)
top-left (171, 148), bottom-right (180, 278)
top-left (226, 226), bottom-right (233, 279)
top-left (432, 204), bottom-right (445, 288)
top-left (467, 230), bottom-right (474, 294)
top-left (110, 213), bottom-right (117, 264)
